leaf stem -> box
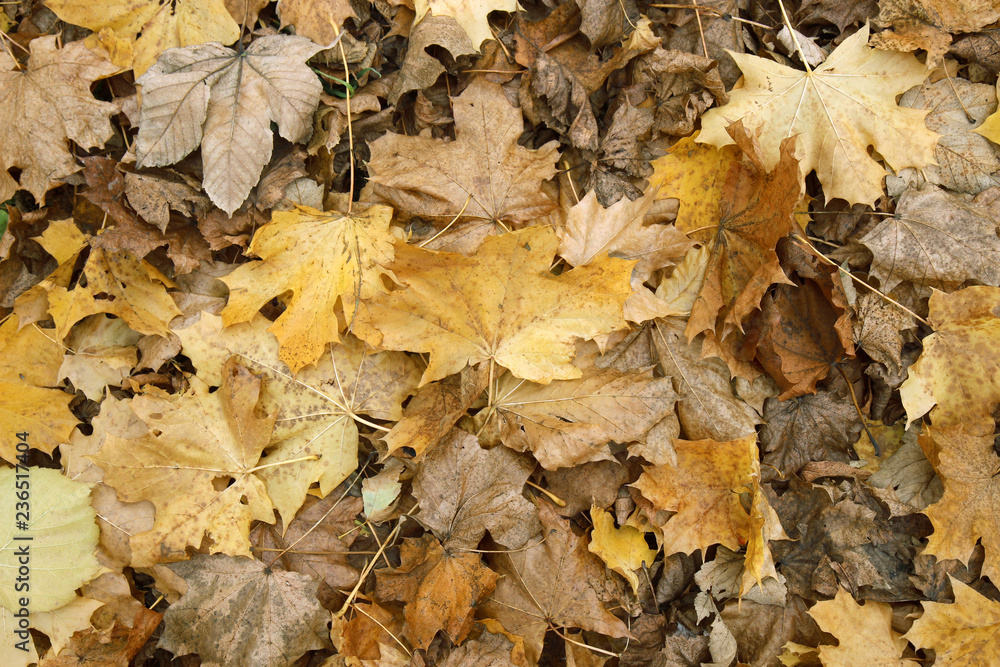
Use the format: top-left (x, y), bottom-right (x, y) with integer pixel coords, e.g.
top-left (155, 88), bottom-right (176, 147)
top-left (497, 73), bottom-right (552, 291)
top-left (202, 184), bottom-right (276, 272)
top-left (246, 455), bottom-right (318, 474)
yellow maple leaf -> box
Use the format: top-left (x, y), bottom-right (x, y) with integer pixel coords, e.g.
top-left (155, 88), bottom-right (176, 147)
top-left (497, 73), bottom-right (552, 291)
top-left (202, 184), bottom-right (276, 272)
top-left (356, 225), bottom-right (634, 387)
top-left (900, 286), bottom-right (1000, 431)
top-left (588, 505), bottom-right (656, 595)
top-left (648, 134), bottom-right (741, 236)
top-left (806, 589), bottom-right (918, 666)
top-left (45, 247), bottom-right (181, 340)
top-left (414, 0), bottom-right (516, 50)
top-left (91, 359), bottom-right (278, 566)
top-left (46, 0), bottom-right (239, 76)
top-left (221, 205), bottom-right (396, 372)
top-left (698, 24), bottom-right (938, 205)
top-left (906, 577), bottom-right (1000, 665)
top-left (920, 424), bottom-right (1000, 587)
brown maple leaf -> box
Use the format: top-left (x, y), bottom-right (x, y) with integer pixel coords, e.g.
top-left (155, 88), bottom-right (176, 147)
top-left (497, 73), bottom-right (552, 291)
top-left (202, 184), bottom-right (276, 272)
top-left (0, 38), bottom-right (121, 205)
top-left (159, 554), bottom-right (330, 667)
top-left (363, 78), bottom-right (560, 240)
top-left (412, 429), bottom-right (540, 550)
top-left (376, 534), bottom-right (500, 650)
top-left (684, 123), bottom-right (800, 342)
top-left (480, 501), bottom-right (632, 665)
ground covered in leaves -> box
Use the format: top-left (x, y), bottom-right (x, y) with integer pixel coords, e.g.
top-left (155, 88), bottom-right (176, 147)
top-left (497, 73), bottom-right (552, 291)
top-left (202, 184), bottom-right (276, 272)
top-left (2, 0), bottom-right (1000, 665)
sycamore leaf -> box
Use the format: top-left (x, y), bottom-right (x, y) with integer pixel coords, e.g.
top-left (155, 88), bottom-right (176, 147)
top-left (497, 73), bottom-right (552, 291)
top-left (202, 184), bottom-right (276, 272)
top-left (376, 534), bottom-right (499, 650)
top-left (588, 505), bottom-right (656, 595)
top-left (0, 37), bottom-right (121, 205)
top-left (159, 554), bottom-right (329, 667)
top-left (860, 185), bottom-right (1000, 292)
top-left (91, 358), bottom-right (278, 566)
top-left (414, 0), bottom-right (516, 50)
top-left (481, 501), bottom-right (632, 665)
top-left (632, 434), bottom-right (756, 555)
top-left (483, 365), bottom-right (678, 469)
top-left (46, 0), bottom-right (239, 76)
top-left (0, 469), bottom-right (101, 613)
top-left (221, 205), bottom-right (396, 371)
top-left (806, 589), bottom-right (917, 667)
top-left (364, 78), bottom-right (560, 237)
top-left (905, 577), bottom-right (1000, 665)
top-left (920, 425), bottom-right (1000, 587)
top-left (135, 35), bottom-right (323, 215)
top-left (698, 24), bottom-right (938, 205)
top-left (356, 226), bottom-right (634, 386)
top-left (900, 286), bottom-right (1000, 430)
top-left (175, 312), bottom-right (420, 527)
top-left (412, 429), bottom-right (540, 550)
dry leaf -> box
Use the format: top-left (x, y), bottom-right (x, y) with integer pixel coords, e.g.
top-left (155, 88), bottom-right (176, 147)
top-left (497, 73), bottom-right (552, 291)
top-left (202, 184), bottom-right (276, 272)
top-left (0, 38), bottom-right (121, 205)
top-left (135, 35), bottom-right (323, 215)
top-left (699, 24), bottom-right (938, 205)
top-left (159, 554), bottom-right (329, 667)
top-left (356, 226), bottom-right (634, 386)
top-left (364, 78), bottom-right (560, 235)
top-left (220, 205), bottom-right (396, 371)
top-left (46, 0), bottom-right (239, 76)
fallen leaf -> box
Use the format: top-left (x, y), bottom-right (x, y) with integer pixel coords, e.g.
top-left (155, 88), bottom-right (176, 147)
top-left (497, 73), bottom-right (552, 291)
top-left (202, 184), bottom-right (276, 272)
top-left (588, 505), bottom-right (657, 594)
top-left (806, 589), bottom-right (918, 666)
top-left (356, 226), bottom-right (634, 386)
top-left (0, 315), bottom-right (77, 461)
top-left (278, 0), bottom-right (357, 47)
top-left (46, 0), bottom-right (239, 76)
top-left (558, 188), bottom-right (691, 285)
top-left (414, 0), bottom-right (516, 49)
top-left (381, 365), bottom-right (489, 459)
top-left (699, 24), bottom-right (938, 205)
top-left (387, 15), bottom-right (477, 105)
top-left (220, 204), bottom-right (396, 371)
top-left (900, 286), bottom-right (1000, 430)
top-left (0, 468), bottom-right (101, 613)
top-left (749, 276), bottom-right (854, 399)
top-left (860, 184), bottom-right (1000, 292)
top-left (652, 317), bottom-right (761, 442)
top-left (482, 364), bottom-right (677, 469)
top-left (158, 554), bottom-right (330, 667)
top-left (376, 534), bottom-right (499, 649)
top-left (0, 37), bottom-right (121, 205)
top-left (920, 424), bottom-right (1000, 587)
top-left (176, 313), bottom-right (420, 526)
top-left (905, 576), bottom-right (1000, 665)
top-left (898, 78), bottom-right (1000, 194)
top-left (758, 385), bottom-right (863, 482)
top-left (481, 501), bottom-right (632, 665)
top-left (683, 123), bottom-right (799, 341)
top-left (91, 358), bottom-right (278, 566)
top-left (135, 35), bottom-right (323, 215)
top-left (364, 78), bottom-right (560, 235)
top-left (649, 134), bottom-right (741, 236)
top-left (250, 490), bottom-right (362, 601)
top-left (632, 434), bottom-right (756, 555)
top-left (45, 246), bottom-right (182, 340)
top-left (412, 429), bottom-right (539, 550)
